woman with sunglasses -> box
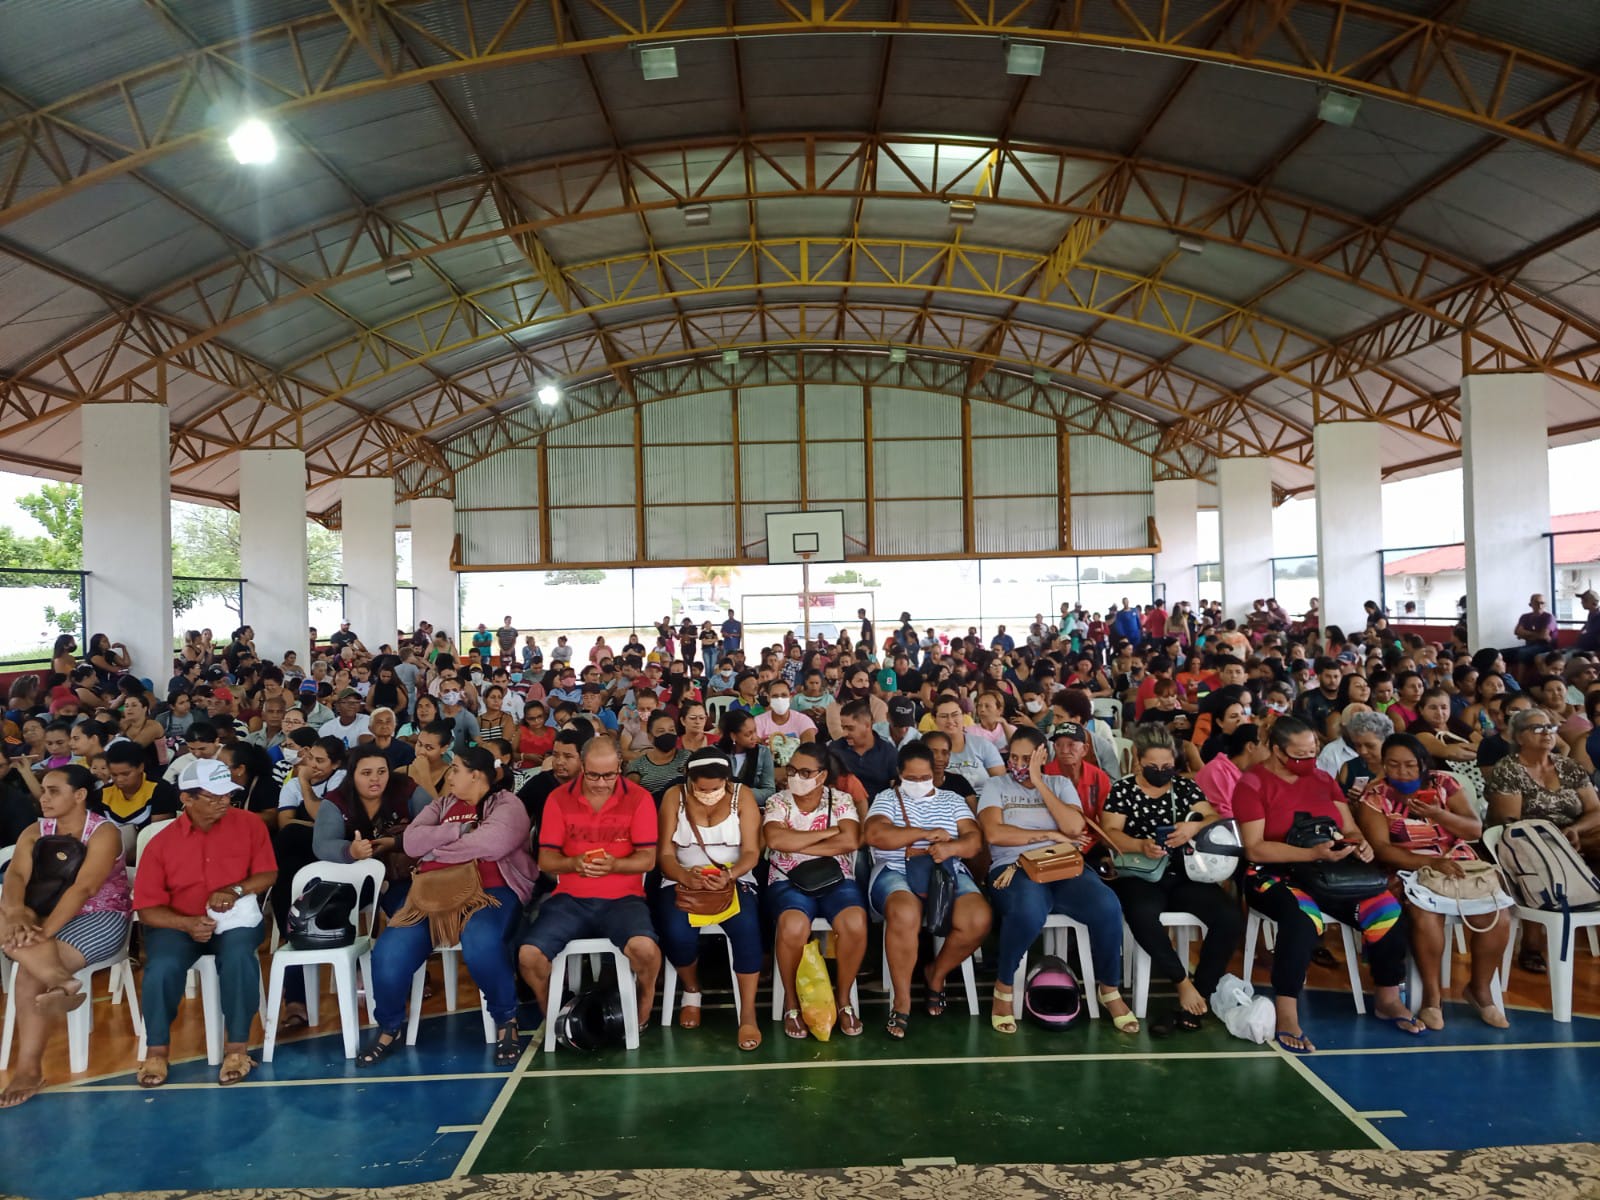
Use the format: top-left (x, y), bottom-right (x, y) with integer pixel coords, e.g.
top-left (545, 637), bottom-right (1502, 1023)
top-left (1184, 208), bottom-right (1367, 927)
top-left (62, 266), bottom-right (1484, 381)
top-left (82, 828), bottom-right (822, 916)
top-left (763, 744), bottom-right (867, 1039)
top-left (1486, 706), bottom-right (1600, 973)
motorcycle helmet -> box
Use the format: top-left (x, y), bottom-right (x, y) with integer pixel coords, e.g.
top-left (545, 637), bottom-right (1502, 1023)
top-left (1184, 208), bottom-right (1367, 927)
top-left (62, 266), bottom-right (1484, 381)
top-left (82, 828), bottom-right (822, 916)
top-left (287, 878), bottom-right (357, 951)
top-left (1022, 955), bottom-right (1085, 1031)
top-left (1184, 817), bottom-right (1243, 884)
top-left (554, 982), bottom-right (628, 1052)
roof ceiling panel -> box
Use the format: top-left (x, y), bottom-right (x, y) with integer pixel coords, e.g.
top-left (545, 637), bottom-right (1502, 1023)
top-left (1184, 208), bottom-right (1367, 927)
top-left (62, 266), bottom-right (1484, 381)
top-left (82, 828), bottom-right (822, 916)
top-left (742, 38), bottom-right (881, 131)
top-left (1453, 0), bottom-right (1600, 68)
top-left (0, 259), bottom-right (110, 371)
top-left (419, 241), bottom-right (529, 296)
top-left (429, 61), bottom-right (614, 162)
top-left (343, 364), bottom-right (445, 414)
top-left (226, 300), bottom-right (361, 374)
top-left (581, 38), bottom-right (740, 146)
top-left (1166, 344), bottom-right (1284, 393)
top-left (1079, 224), bottom-right (1181, 279)
top-left (538, 213), bottom-right (645, 265)
top-left (291, 86), bottom-right (478, 197)
top-left (0, 2), bottom-right (186, 106)
top-left (1252, 271), bottom-right (1405, 341)
top-left (1006, 48), bottom-right (1189, 151)
top-left (165, 379), bottom-right (232, 427)
top-left (876, 40), bottom-right (1016, 136)
top-left (0, 410), bottom-right (80, 475)
top-left (320, 268), bottom-right (459, 330)
top-left (754, 197), bottom-right (855, 240)
top-left (1138, 67), bottom-right (1326, 180)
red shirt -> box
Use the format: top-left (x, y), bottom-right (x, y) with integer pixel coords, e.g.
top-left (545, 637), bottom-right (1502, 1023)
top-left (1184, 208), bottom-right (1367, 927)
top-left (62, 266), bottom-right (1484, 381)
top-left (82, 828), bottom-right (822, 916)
top-left (422, 799), bottom-right (506, 889)
top-left (133, 808), bottom-right (277, 917)
top-left (1042, 761), bottom-right (1112, 850)
top-left (540, 778), bottom-right (658, 900)
top-left (517, 725), bottom-right (555, 762)
top-left (1231, 763), bottom-right (1345, 844)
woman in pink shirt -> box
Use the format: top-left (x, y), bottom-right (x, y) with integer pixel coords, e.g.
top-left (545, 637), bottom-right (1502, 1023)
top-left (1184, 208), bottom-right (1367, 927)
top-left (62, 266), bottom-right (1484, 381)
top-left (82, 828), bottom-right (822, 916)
top-left (1194, 724), bottom-right (1268, 817)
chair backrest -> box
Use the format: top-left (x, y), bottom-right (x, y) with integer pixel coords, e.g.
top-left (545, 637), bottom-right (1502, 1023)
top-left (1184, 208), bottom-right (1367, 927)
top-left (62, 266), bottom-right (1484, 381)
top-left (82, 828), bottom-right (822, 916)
top-left (1092, 698), bottom-right (1122, 729)
top-left (1447, 767), bottom-right (1486, 821)
top-left (705, 695), bottom-right (734, 722)
top-left (1112, 735), bottom-right (1135, 778)
top-left (1482, 824), bottom-right (1504, 858)
top-left (0, 843), bottom-right (13, 878)
top-left (286, 859), bottom-right (387, 942)
top-left (134, 817), bottom-right (178, 866)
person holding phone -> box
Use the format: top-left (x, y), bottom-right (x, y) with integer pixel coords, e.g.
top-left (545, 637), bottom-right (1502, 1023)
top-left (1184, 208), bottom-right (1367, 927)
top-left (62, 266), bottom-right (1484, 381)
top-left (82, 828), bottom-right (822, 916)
top-left (1233, 717), bottom-right (1423, 1054)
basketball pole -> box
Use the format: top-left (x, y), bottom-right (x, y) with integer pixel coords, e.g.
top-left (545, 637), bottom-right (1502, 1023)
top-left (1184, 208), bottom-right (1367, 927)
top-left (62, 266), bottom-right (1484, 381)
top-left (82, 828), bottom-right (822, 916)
top-left (801, 553), bottom-right (812, 643)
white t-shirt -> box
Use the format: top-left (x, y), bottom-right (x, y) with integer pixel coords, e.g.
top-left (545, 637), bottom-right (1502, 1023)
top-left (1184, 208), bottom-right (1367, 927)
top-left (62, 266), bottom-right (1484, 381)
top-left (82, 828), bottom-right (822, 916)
top-left (318, 714), bottom-right (371, 748)
top-left (866, 786), bottom-right (973, 874)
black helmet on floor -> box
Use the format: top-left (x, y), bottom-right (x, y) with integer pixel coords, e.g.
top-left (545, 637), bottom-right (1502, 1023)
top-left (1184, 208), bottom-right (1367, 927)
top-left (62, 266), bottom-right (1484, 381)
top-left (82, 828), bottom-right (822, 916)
top-left (554, 983), bottom-right (628, 1053)
top-left (287, 878), bottom-right (357, 951)
top-left (1022, 954), bottom-right (1085, 1031)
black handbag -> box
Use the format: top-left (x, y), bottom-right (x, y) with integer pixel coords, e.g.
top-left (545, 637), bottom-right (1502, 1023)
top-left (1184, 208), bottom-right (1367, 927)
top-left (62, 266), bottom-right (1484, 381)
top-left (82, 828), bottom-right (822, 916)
top-left (1285, 812), bottom-right (1388, 906)
top-left (780, 789), bottom-right (847, 896)
top-left (897, 790), bottom-right (957, 936)
top-left (25, 834), bottom-right (86, 919)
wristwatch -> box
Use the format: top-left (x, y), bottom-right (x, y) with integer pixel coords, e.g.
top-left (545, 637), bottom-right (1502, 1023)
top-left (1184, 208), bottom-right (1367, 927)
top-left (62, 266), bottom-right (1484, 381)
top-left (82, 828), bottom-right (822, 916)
top-left (230, 885), bottom-right (245, 898)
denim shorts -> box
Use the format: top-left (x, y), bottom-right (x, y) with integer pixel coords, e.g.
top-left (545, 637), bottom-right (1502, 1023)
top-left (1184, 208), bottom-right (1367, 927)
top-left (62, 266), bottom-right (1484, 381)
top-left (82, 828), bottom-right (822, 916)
top-left (765, 876), bottom-right (868, 925)
top-left (518, 893), bottom-right (658, 961)
top-left (868, 865), bottom-right (979, 916)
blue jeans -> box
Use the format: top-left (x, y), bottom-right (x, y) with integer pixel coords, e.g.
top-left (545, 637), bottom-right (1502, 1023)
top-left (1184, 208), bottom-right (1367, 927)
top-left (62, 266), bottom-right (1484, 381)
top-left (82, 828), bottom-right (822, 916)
top-left (701, 647), bottom-right (717, 677)
top-left (988, 863), bottom-right (1125, 988)
top-left (654, 883), bottom-right (763, 975)
top-left (369, 885), bottom-right (522, 1030)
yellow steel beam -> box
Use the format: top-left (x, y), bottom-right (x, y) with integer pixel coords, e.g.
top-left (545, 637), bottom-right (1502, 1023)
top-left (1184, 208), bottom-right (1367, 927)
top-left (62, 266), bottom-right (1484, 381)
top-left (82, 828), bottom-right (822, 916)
top-left (2, 0), bottom-right (1599, 233)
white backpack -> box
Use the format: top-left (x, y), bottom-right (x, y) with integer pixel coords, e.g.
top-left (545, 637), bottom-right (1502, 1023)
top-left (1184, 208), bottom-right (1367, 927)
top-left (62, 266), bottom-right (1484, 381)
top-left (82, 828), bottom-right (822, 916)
top-left (1493, 819), bottom-right (1600, 956)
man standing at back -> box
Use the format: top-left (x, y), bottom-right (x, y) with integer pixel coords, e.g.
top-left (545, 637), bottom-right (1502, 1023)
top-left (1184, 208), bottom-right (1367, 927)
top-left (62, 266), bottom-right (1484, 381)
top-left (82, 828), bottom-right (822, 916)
top-left (721, 609), bottom-right (743, 658)
top-left (1112, 602), bottom-right (1143, 648)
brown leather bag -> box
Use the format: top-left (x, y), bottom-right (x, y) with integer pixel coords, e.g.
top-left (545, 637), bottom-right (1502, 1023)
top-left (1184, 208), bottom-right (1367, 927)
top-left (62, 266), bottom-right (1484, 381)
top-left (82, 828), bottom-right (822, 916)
top-left (673, 786), bottom-right (738, 915)
top-left (1019, 843), bottom-right (1084, 883)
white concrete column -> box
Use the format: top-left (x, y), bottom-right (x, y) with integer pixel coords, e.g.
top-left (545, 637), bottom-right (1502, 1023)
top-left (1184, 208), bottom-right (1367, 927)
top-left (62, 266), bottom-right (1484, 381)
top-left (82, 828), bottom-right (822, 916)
top-left (411, 497), bottom-right (458, 645)
top-left (239, 450), bottom-right (308, 666)
top-left (1314, 421), bottom-right (1383, 636)
top-left (1464, 373), bottom-right (1551, 651)
top-left (1153, 479), bottom-right (1200, 610)
top-left (83, 403), bottom-right (172, 682)
top-left (1217, 457), bottom-right (1274, 622)
top-left (341, 477), bottom-right (398, 652)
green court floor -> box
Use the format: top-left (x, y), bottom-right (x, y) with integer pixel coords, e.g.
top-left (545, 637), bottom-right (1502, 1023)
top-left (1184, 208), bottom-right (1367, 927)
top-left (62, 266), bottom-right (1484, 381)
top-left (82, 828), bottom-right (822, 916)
top-left (475, 1011), bottom-right (1367, 1173)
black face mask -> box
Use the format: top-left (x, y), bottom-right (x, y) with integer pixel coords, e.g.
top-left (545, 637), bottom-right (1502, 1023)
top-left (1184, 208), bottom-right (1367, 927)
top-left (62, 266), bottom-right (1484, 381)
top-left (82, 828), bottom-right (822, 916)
top-left (652, 732), bottom-right (678, 753)
top-left (1141, 766), bottom-right (1176, 787)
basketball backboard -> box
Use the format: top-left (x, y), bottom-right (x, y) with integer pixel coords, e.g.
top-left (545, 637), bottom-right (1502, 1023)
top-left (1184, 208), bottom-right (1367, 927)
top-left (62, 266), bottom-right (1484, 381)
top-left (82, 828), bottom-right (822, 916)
top-left (765, 509), bottom-right (846, 565)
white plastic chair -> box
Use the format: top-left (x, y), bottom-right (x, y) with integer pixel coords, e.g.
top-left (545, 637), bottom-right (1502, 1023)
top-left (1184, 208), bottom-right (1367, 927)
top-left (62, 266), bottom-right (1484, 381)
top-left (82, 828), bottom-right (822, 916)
top-left (1091, 698), bottom-right (1123, 730)
top-left (1243, 909), bottom-right (1367, 1013)
top-left (705, 696), bottom-right (735, 724)
top-left (1484, 824), bottom-right (1600, 1023)
top-left (1125, 912), bottom-right (1209, 1019)
top-left (261, 860), bottom-right (385, 1062)
top-left (1111, 736), bottom-right (1134, 779)
top-left (770, 917), bottom-right (862, 1020)
top-left (543, 937), bottom-right (642, 1052)
top-left (1, 924), bottom-right (144, 1074)
top-left (1404, 913), bottom-right (1506, 1014)
top-left (0, 846), bottom-right (12, 995)
top-left (404, 943), bottom-right (496, 1045)
top-left (662, 925), bottom-right (742, 1025)
top-left (880, 933), bottom-right (980, 1016)
top-left (1014, 912), bottom-right (1102, 1019)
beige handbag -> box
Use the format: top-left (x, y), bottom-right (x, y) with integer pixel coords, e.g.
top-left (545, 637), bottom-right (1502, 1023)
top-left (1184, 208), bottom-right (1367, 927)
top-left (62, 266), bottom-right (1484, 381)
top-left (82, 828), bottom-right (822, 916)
top-left (1406, 860), bottom-right (1510, 932)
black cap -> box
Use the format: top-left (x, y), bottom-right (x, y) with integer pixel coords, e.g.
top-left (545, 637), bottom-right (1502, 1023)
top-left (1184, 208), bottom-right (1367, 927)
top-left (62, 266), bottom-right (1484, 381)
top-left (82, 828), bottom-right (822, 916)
top-left (888, 697), bottom-right (917, 724)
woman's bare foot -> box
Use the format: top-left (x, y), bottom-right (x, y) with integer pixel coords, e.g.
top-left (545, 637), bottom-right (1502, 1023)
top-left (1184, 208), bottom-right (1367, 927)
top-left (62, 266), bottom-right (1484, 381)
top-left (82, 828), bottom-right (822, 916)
top-left (0, 1071), bottom-right (43, 1108)
top-left (1176, 978), bottom-right (1207, 1017)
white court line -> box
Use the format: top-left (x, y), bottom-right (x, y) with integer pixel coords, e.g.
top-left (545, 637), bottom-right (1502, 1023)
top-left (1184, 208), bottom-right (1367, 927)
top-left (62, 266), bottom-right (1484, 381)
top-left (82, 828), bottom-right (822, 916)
top-left (1356, 1110), bottom-right (1406, 1120)
top-left (1271, 1042), bottom-right (1397, 1152)
top-left (451, 1024), bottom-right (542, 1178)
top-left (67, 1071), bottom-right (504, 1093)
top-left (1311, 1039), bottom-right (1600, 1057)
top-left (903, 1157), bottom-right (957, 1166)
top-left (437, 1124), bottom-right (481, 1134)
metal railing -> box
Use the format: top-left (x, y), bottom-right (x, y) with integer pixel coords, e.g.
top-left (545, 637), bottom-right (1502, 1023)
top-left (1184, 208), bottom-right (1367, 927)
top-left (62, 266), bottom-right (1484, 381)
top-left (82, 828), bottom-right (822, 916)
top-left (172, 574), bottom-right (245, 625)
top-left (1378, 542), bottom-right (1464, 623)
top-left (0, 567), bottom-right (88, 669)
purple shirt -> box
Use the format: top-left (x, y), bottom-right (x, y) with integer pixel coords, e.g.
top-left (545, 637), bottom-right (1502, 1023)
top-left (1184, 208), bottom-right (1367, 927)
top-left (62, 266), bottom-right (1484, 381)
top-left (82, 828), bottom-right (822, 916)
top-left (1518, 610), bottom-right (1557, 642)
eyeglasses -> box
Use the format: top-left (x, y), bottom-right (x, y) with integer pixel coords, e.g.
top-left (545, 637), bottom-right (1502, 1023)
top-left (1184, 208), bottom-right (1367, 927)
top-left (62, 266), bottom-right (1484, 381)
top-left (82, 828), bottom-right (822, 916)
top-left (1526, 724), bottom-right (1559, 735)
top-left (790, 767), bottom-right (824, 779)
top-left (583, 770), bottom-right (620, 782)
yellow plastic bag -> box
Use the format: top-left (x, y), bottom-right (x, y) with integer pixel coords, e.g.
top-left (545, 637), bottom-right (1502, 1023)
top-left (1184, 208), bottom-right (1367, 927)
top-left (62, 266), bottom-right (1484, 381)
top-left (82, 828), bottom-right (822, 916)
top-left (797, 938), bottom-right (837, 1041)
top-left (687, 886), bottom-right (740, 928)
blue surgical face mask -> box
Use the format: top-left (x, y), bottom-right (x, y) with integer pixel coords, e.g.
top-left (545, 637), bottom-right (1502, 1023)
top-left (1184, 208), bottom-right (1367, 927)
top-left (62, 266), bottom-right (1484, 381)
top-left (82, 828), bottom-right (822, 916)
top-left (1387, 775), bottom-right (1422, 795)
top-left (510, 672), bottom-right (523, 683)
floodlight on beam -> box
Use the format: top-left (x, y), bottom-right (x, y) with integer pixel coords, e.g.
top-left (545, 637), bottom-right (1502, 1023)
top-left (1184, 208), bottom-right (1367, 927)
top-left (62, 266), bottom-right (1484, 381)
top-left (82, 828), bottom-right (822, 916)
top-left (683, 202), bottom-right (712, 227)
top-left (1176, 235), bottom-right (1204, 255)
top-left (227, 117), bottom-right (277, 165)
top-left (1317, 89), bottom-right (1361, 127)
top-left (1032, 367), bottom-right (1051, 385)
top-left (537, 384), bottom-right (562, 407)
top-left (889, 346), bottom-right (908, 364)
top-left (948, 199), bottom-right (977, 226)
top-left (721, 348), bottom-right (741, 366)
top-left (637, 44), bottom-right (679, 81)
top-left (1004, 39), bottom-right (1045, 77)
top-left (384, 261), bottom-right (414, 284)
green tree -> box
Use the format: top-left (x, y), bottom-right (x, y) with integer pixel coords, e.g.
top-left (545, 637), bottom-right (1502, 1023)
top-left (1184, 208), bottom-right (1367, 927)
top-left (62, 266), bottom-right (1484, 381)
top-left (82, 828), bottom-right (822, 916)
top-left (825, 568), bottom-right (881, 587)
top-left (544, 569), bottom-right (606, 586)
top-left (5, 482), bottom-right (85, 634)
top-left (171, 504), bottom-right (343, 617)
top-left (687, 565), bottom-right (739, 601)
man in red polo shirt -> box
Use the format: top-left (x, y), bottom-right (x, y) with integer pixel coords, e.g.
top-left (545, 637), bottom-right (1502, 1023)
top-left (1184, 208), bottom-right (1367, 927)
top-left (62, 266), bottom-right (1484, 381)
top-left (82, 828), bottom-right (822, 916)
top-left (133, 758), bottom-right (277, 1088)
top-left (1043, 723), bottom-right (1112, 855)
top-left (516, 736), bottom-right (661, 1026)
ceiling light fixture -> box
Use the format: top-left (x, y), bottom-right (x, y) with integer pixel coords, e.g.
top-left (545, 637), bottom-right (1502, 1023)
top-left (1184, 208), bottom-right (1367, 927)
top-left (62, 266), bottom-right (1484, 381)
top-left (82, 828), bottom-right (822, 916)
top-left (948, 199), bottom-right (976, 226)
top-left (227, 117), bottom-right (277, 165)
top-left (1317, 89), bottom-right (1361, 127)
top-left (638, 44), bottom-right (679, 81)
top-left (1004, 40), bottom-right (1045, 77)
top-left (683, 202), bottom-right (712, 227)
top-left (1176, 235), bottom-right (1204, 255)
top-left (1032, 367), bottom-right (1051, 385)
top-left (537, 384), bottom-right (561, 407)
top-left (889, 346), bottom-right (908, 364)
top-left (384, 262), bottom-right (414, 284)
top-left (721, 349), bottom-right (740, 366)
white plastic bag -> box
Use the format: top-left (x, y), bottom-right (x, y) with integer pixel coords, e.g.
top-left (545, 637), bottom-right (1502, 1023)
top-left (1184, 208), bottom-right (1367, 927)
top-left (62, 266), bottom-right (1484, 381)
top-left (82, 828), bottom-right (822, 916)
top-left (1210, 972), bottom-right (1274, 1045)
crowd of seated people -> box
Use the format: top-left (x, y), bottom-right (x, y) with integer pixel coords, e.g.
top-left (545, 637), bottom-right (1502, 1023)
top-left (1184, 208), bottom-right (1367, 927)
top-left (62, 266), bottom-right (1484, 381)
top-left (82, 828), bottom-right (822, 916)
top-left (3, 590), bottom-right (1600, 1104)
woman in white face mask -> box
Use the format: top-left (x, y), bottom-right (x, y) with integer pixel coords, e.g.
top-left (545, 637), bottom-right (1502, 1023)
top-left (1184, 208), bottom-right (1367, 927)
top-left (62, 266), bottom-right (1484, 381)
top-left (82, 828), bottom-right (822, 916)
top-left (655, 748), bottom-right (766, 1051)
top-left (763, 743), bottom-right (868, 1039)
top-left (752, 680), bottom-right (817, 783)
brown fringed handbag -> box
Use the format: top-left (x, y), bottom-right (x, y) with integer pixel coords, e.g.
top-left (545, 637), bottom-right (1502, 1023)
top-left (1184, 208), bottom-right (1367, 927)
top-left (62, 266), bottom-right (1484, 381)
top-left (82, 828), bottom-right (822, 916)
top-left (387, 800), bottom-right (502, 947)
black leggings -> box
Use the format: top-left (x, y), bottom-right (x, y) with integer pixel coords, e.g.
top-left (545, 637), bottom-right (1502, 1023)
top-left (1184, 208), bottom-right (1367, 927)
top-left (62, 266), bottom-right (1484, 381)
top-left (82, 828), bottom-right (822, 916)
top-left (1109, 874), bottom-right (1243, 998)
top-left (1244, 871), bottom-right (1408, 1000)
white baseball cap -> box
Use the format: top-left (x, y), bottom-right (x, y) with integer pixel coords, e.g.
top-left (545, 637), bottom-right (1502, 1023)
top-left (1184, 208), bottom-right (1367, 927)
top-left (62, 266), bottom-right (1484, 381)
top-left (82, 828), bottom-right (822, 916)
top-left (179, 757), bottom-right (242, 796)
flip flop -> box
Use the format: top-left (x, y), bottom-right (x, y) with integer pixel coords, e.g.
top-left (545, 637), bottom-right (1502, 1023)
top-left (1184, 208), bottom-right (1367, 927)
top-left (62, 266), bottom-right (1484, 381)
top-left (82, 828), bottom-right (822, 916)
top-left (279, 1010), bottom-right (310, 1033)
top-left (783, 1009), bottom-right (809, 1040)
top-left (885, 1010), bottom-right (909, 1040)
top-left (1275, 1030), bottom-right (1316, 1055)
top-left (838, 1005), bottom-right (863, 1037)
top-left (1374, 1014), bottom-right (1428, 1036)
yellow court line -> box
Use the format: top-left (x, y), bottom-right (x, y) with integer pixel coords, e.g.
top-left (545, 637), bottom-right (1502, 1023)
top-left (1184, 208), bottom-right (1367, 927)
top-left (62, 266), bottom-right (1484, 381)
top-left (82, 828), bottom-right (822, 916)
top-left (1357, 1110), bottom-right (1407, 1119)
top-left (1311, 1039), bottom-right (1600, 1057)
top-left (66, 1070), bottom-right (504, 1093)
top-left (436, 1124), bottom-right (481, 1134)
top-left (1271, 1042), bottom-right (1398, 1152)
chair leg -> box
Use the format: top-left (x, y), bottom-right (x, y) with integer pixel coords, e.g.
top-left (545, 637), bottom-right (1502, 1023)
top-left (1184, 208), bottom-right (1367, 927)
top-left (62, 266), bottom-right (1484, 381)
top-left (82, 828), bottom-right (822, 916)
top-left (1075, 925), bottom-right (1100, 1019)
top-left (1441, 924), bottom-right (1455, 990)
top-left (724, 936), bottom-right (741, 1024)
top-left (614, 949), bottom-right (641, 1050)
top-left (1501, 914), bottom-right (1519, 986)
top-left (440, 948), bottom-right (460, 1012)
top-left (121, 958), bottom-right (144, 1042)
top-left (959, 957), bottom-right (979, 1016)
top-left (1132, 943), bottom-right (1152, 1019)
top-left (334, 959), bottom-right (360, 1059)
top-left (303, 963), bottom-right (320, 1028)
top-left (199, 965), bottom-right (223, 1066)
top-left (360, 952), bottom-right (376, 1026)
top-left (1242, 911), bottom-right (1261, 984)
top-left (661, 962), bottom-right (678, 1028)
top-left (544, 951), bottom-right (569, 1053)
top-left (479, 995), bottom-right (496, 1043)
top-left (262, 960), bottom-right (286, 1063)
top-left (1551, 930), bottom-right (1575, 1024)
top-left (405, 965), bottom-right (426, 1046)
top-left (1588, 926), bottom-right (1599, 958)
top-left (66, 967), bottom-right (93, 1074)
top-left (1, 969), bottom-right (17, 1070)
top-left (1340, 924), bottom-right (1366, 1015)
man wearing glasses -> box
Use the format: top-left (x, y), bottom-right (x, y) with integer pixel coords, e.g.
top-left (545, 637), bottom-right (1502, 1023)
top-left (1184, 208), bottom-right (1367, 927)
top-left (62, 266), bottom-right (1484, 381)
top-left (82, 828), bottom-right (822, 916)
top-left (517, 737), bottom-right (662, 1028)
top-left (131, 759), bottom-right (278, 1088)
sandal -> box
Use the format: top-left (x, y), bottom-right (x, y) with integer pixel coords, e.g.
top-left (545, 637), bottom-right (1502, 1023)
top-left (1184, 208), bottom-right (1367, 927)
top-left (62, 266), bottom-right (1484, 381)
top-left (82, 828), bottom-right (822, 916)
top-left (1466, 989), bottom-right (1510, 1030)
top-left (990, 987), bottom-right (1018, 1035)
top-left (1099, 988), bottom-right (1140, 1034)
top-left (1416, 1006), bottom-right (1445, 1031)
top-left (356, 1028), bottom-right (404, 1068)
top-left (1374, 1012), bottom-right (1428, 1036)
top-left (738, 1022), bottom-right (763, 1052)
top-left (1276, 1029), bottom-right (1316, 1055)
top-left (885, 1010), bottom-right (909, 1040)
top-left (494, 1021), bottom-right (522, 1067)
top-left (136, 1057), bottom-right (169, 1089)
top-left (218, 1051), bottom-right (256, 1086)
top-left (1518, 948), bottom-right (1548, 975)
top-left (678, 991), bottom-right (703, 1030)
top-left (279, 1010), bottom-right (310, 1033)
top-left (922, 969), bottom-right (948, 1018)
top-left (838, 1005), bottom-right (863, 1037)
top-left (783, 1009), bottom-right (809, 1040)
